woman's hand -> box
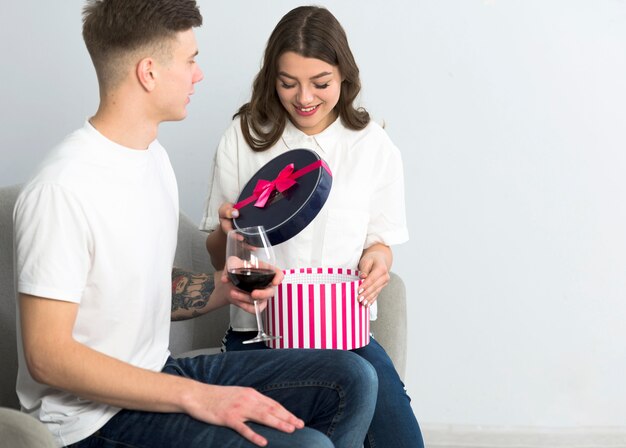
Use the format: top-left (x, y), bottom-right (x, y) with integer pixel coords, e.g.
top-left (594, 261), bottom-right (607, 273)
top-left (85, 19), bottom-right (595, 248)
top-left (217, 202), bottom-right (238, 235)
top-left (205, 202), bottom-right (239, 270)
top-left (357, 244), bottom-right (393, 307)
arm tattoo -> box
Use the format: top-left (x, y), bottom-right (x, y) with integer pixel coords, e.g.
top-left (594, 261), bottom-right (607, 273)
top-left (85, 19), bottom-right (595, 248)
top-left (171, 268), bottom-right (215, 320)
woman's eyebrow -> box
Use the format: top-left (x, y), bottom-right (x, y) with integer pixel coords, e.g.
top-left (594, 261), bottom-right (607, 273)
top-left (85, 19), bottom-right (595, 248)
top-left (278, 71), bottom-right (333, 80)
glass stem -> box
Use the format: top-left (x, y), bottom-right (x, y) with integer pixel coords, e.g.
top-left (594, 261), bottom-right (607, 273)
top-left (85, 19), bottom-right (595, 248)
top-left (253, 300), bottom-right (266, 335)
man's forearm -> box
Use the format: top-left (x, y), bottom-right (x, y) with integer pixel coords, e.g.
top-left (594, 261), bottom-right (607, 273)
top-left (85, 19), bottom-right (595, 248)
top-left (41, 337), bottom-right (203, 412)
top-left (20, 294), bottom-right (205, 414)
top-left (171, 268), bottom-right (226, 321)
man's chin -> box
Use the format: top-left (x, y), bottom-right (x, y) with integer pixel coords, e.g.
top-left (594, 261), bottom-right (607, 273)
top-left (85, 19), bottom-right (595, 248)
top-left (162, 111), bottom-right (188, 123)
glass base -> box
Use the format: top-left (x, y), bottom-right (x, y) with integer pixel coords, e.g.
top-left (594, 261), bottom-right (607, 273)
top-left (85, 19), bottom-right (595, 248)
top-left (243, 332), bottom-right (281, 344)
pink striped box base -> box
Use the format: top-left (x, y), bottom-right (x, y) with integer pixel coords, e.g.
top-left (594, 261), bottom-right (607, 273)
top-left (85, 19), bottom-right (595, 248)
top-left (264, 268), bottom-right (370, 350)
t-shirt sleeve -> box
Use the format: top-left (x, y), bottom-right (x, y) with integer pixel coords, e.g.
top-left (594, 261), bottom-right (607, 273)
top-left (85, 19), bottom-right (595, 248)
top-left (365, 142), bottom-right (409, 248)
top-left (14, 183), bottom-right (92, 302)
top-left (199, 123), bottom-right (241, 232)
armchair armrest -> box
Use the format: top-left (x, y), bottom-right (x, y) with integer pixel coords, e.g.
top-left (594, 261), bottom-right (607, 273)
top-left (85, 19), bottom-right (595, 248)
top-left (370, 272), bottom-right (407, 380)
top-left (0, 407), bottom-right (55, 447)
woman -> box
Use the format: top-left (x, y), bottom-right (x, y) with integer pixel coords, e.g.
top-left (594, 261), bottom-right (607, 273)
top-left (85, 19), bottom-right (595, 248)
top-left (202, 6), bottom-right (424, 448)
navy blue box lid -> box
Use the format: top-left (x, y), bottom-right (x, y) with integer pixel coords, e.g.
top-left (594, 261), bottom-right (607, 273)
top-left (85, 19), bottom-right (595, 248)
top-left (233, 149), bottom-right (332, 246)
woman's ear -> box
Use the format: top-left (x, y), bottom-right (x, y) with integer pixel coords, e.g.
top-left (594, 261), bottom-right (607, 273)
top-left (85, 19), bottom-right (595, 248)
top-left (137, 57), bottom-right (156, 92)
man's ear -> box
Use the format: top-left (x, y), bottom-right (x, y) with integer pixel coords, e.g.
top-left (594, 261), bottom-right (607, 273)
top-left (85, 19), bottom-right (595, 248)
top-left (137, 57), bottom-right (156, 92)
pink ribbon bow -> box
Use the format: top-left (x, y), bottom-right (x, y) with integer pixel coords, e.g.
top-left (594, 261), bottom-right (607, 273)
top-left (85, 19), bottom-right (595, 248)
top-left (251, 163), bottom-right (297, 208)
top-left (234, 160), bottom-right (332, 210)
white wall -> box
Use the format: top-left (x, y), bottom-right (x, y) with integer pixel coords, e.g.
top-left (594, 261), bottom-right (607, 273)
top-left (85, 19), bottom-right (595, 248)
top-left (3, 0), bottom-right (626, 431)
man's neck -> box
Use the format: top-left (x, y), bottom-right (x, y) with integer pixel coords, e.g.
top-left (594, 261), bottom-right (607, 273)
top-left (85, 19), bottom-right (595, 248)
top-left (90, 96), bottom-right (159, 150)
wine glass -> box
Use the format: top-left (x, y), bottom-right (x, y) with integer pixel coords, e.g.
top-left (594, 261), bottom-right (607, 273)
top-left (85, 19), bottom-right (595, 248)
top-left (225, 225), bottom-right (280, 344)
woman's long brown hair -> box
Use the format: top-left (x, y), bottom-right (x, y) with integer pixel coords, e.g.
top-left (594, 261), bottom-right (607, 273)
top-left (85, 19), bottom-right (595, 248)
top-left (235, 6), bottom-right (370, 151)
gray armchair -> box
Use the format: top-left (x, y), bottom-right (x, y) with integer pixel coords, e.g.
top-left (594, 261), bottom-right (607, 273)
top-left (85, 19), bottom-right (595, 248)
top-left (0, 183), bottom-right (407, 444)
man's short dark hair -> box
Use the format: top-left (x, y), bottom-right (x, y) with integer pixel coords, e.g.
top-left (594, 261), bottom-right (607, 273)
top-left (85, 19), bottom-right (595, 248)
top-left (82, 0), bottom-right (202, 90)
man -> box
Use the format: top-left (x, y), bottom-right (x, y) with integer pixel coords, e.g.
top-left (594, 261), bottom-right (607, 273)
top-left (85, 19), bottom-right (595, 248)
top-left (13, 1), bottom-right (377, 446)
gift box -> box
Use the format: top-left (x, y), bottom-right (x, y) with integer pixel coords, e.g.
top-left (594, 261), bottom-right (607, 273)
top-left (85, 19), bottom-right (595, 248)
top-left (233, 149), bottom-right (332, 246)
top-left (264, 268), bottom-right (370, 350)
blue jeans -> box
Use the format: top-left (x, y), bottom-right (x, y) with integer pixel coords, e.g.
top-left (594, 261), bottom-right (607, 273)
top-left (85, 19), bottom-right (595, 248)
top-left (68, 350), bottom-right (377, 448)
top-left (224, 329), bottom-right (424, 448)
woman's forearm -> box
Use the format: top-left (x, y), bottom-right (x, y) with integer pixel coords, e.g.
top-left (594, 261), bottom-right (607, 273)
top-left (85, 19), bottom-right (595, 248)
top-left (205, 230), bottom-right (227, 270)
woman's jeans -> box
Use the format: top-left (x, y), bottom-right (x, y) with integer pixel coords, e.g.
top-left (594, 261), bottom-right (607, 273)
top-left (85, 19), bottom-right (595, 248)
top-left (68, 349), bottom-right (377, 448)
top-left (225, 329), bottom-right (425, 448)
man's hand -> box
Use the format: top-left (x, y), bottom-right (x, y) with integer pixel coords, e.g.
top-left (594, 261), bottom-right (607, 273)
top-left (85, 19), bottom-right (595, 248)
top-left (220, 267), bottom-right (283, 315)
top-left (185, 383), bottom-right (304, 447)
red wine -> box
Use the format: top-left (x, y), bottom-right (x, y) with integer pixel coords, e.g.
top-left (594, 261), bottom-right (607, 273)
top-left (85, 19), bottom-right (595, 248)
top-left (228, 268), bottom-right (276, 293)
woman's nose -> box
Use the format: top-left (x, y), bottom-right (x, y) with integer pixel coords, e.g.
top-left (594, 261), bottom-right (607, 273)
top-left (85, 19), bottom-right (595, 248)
top-left (297, 86), bottom-right (314, 105)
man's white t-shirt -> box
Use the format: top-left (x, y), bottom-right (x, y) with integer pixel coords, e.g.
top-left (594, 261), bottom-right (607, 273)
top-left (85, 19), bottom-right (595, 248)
top-left (14, 122), bottom-right (179, 446)
top-left (201, 117), bottom-right (409, 330)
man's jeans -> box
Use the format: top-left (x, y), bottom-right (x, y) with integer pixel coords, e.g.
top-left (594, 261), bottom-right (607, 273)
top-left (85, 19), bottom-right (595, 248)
top-left (225, 330), bottom-right (424, 448)
top-left (68, 349), bottom-right (377, 447)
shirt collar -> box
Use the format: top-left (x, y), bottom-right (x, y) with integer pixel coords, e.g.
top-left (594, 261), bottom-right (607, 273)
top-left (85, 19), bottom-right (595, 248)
top-left (282, 116), bottom-right (342, 155)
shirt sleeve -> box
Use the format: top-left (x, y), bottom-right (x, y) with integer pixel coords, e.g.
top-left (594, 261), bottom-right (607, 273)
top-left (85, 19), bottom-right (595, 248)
top-left (365, 140), bottom-right (409, 248)
top-left (199, 122), bottom-right (242, 232)
top-left (14, 183), bottom-right (92, 302)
